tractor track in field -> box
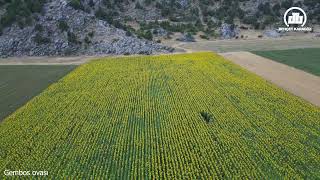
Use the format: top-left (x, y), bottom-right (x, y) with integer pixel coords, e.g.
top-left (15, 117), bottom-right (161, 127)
top-left (221, 51), bottom-right (320, 107)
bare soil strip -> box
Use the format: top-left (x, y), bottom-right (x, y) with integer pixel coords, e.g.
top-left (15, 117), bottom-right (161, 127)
top-left (0, 53), bottom-right (176, 65)
top-left (220, 51), bottom-right (320, 107)
top-left (0, 56), bottom-right (93, 65)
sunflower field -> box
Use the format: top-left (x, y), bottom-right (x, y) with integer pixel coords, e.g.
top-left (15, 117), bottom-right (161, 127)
top-left (0, 52), bottom-right (319, 179)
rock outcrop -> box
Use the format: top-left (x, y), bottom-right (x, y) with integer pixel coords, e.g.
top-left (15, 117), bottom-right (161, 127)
top-left (220, 23), bottom-right (239, 39)
top-left (263, 30), bottom-right (281, 38)
top-left (0, 0), bottom-right (172, 57)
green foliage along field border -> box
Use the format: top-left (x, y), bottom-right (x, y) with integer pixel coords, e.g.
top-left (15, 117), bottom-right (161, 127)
top-left (0, 53), bottom-right (319, 179)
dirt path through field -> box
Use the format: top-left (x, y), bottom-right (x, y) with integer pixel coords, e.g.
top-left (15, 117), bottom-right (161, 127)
top-left (221, 51), bottom-right (320, 107)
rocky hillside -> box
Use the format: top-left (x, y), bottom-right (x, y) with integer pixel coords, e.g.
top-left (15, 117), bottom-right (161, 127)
top-left (0, 0), bottom-right (172, 57)
top-left (0, 0), bottom-right (319, 57)
top-left (69, 0), bottom-right (319, 38)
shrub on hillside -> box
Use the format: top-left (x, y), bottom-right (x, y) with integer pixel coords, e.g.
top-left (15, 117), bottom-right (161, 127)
top-left (0, 0), bottom-right (46, 30)
top-left (135, 2), bottom-right (143, 9)
top-left (34, 24), bottom-right (44, 32)
top-left (34, 33), bottom-right (51, 44)
top-left (68, 0), bottom-right (84, 10)
top-left (58, 20), bottom-right (69, 32)
top-left (67, 31), bottom-right (79, 44)
top-left (200, 34), bottom-right (209, 40)
top-left (137, 30), bottom-right (153, 40)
